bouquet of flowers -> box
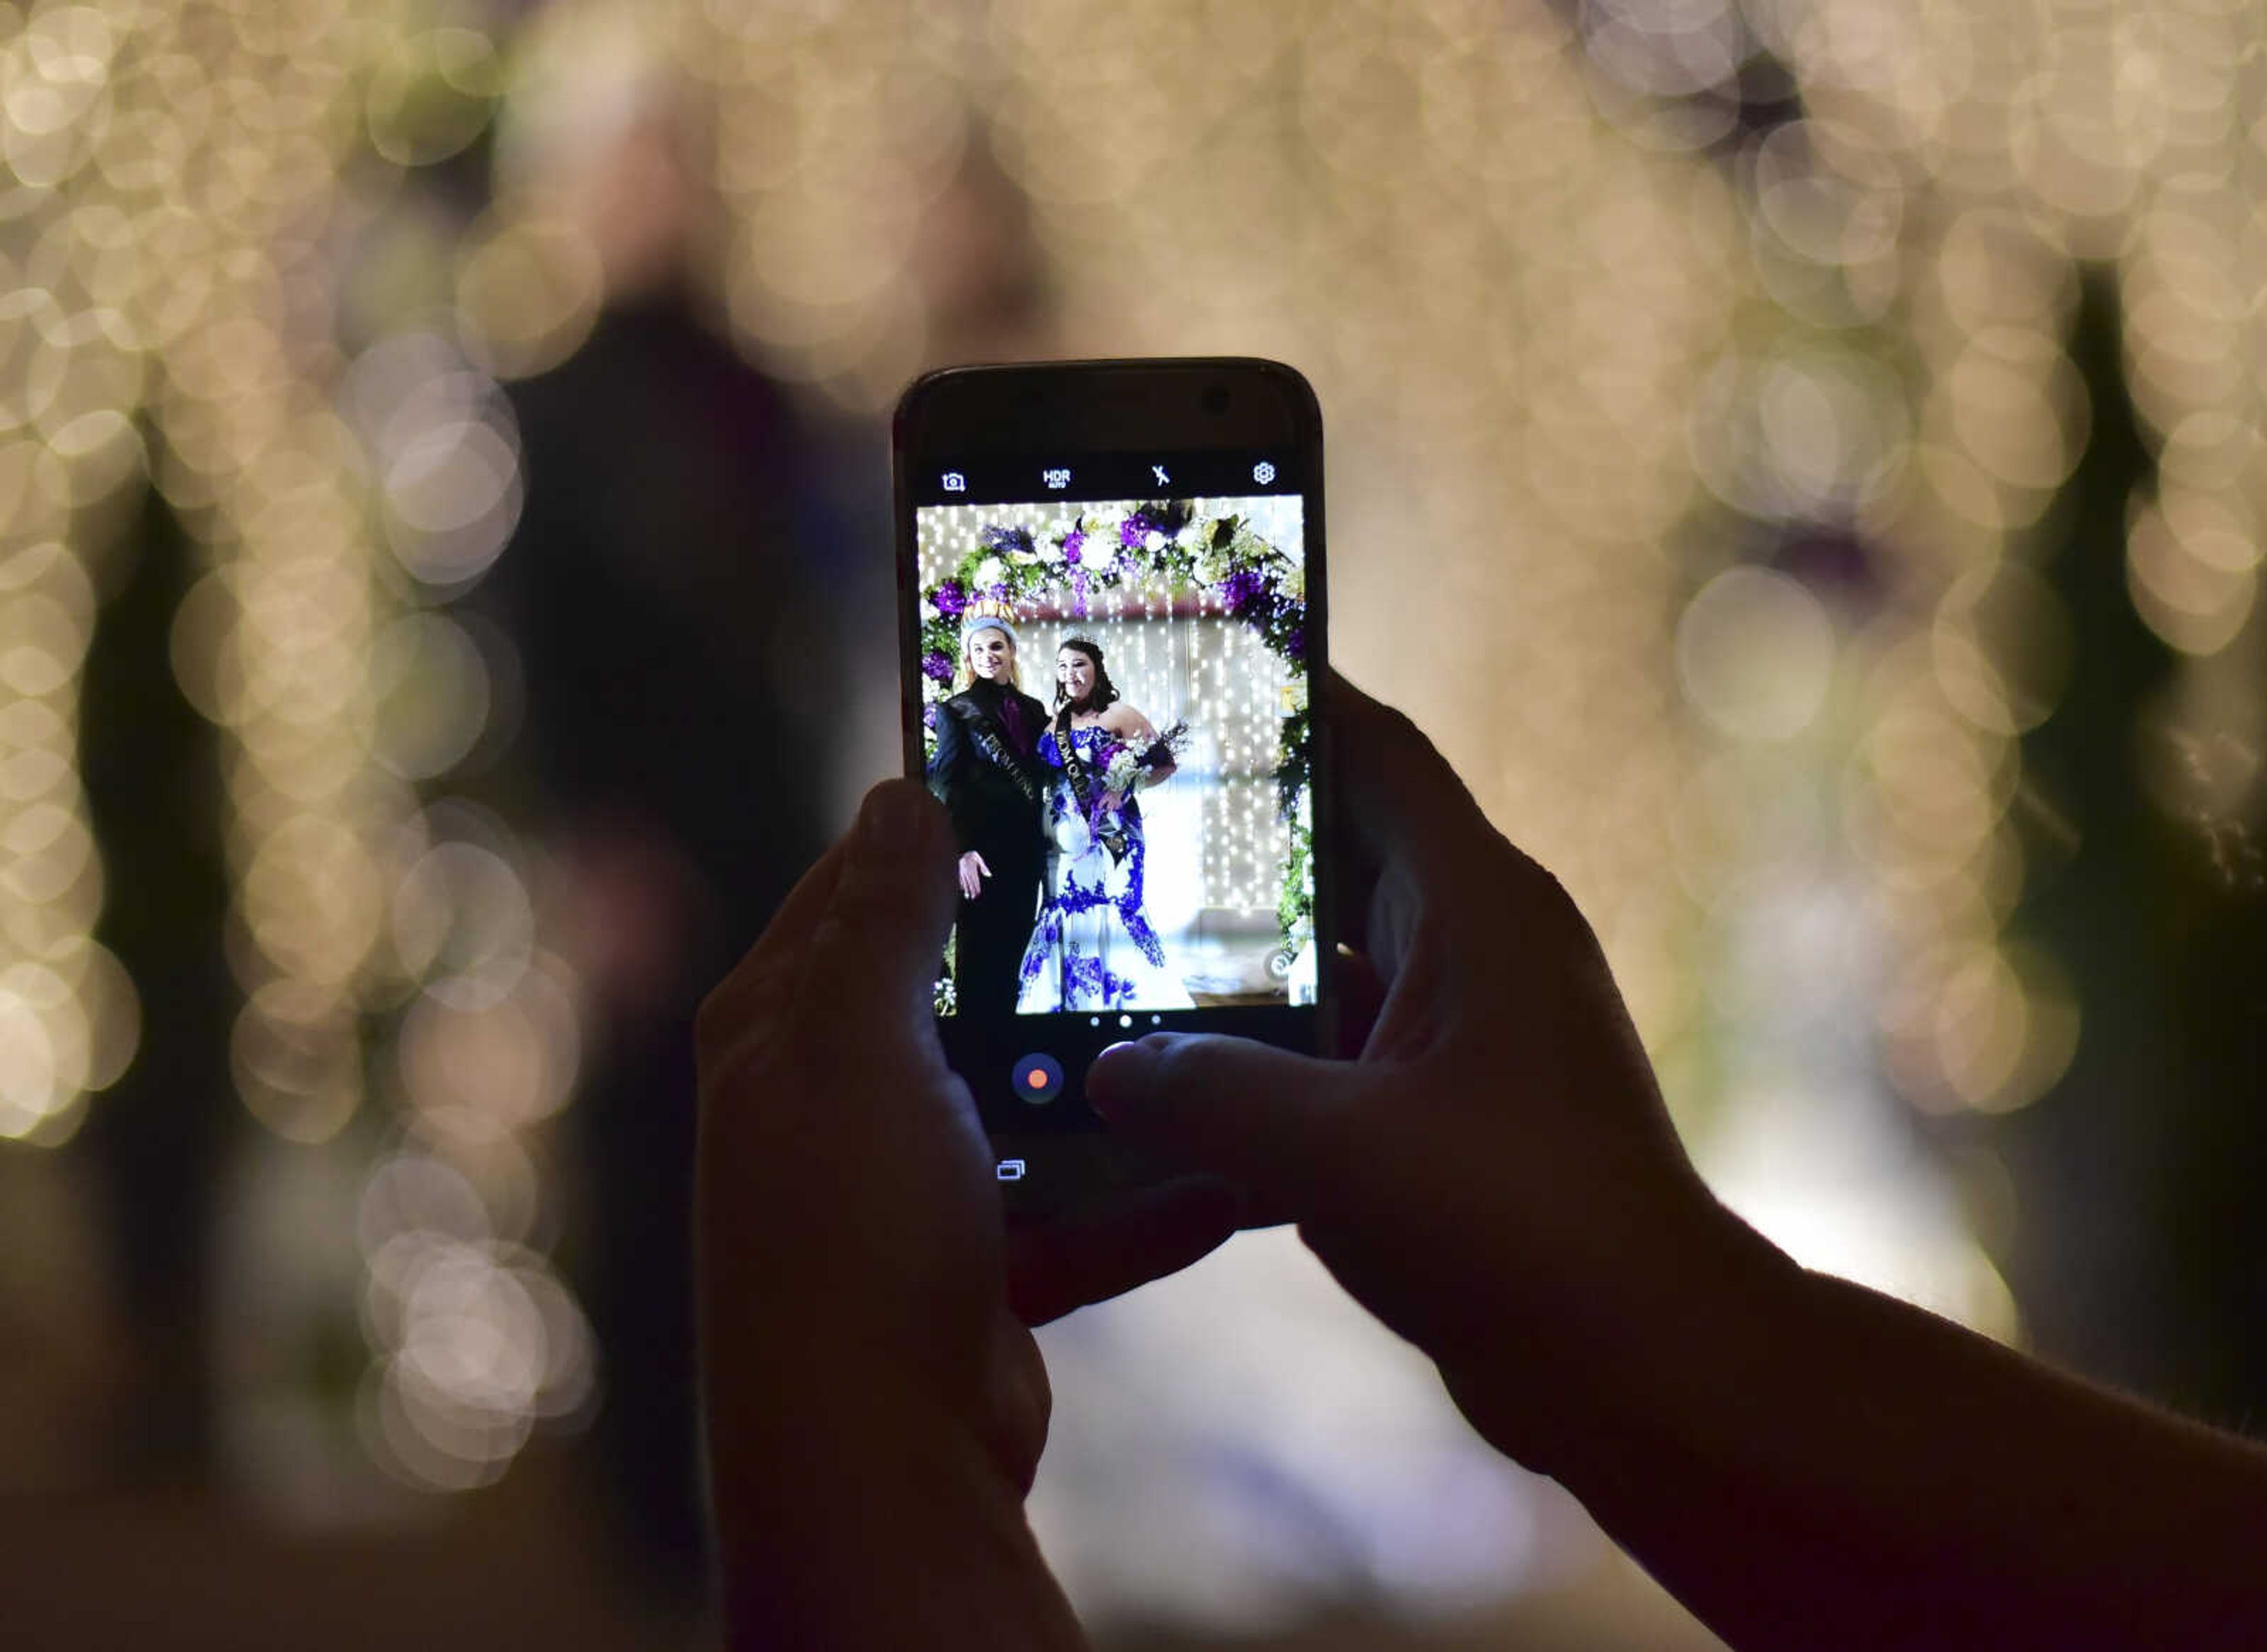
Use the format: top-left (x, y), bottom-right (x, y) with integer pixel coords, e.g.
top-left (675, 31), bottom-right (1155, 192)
top-left (1082, 720), bottom-right (1190, 861)
top-left (1100, 743), bottom-right (1143, 798)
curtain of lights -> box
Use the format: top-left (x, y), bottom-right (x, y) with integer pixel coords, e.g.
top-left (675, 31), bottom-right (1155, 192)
top-left (4, 0), bottom-right (2260, 1506)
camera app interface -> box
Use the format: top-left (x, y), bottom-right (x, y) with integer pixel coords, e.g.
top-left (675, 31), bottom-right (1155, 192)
top-left (914, 467), bottom-right (1314, 1026)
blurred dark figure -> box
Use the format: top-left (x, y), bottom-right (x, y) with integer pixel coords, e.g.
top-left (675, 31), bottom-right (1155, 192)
top-left (475, 92), bottom-right (1059, 1605)
top-left (480, 100), bottom-right (848, 1602)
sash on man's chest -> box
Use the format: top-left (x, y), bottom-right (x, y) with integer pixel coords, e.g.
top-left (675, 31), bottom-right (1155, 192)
top-left (945, 696), bottom-right (1042, 803)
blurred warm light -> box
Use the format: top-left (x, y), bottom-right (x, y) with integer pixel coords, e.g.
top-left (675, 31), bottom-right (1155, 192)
top-left (0, 0), bottom-right (599, 1501)
top-left (398, 964), bottom-right (580, 1139)
top-left (452, 214), bottom-right (603, 380)
top-left (2128, 487), bottom-right (2259, 657)
top-left (1930, 560), bottom-right (2072, 736)
top-left (365, 27), bottom-right (504, 169)
top-left (1675, 566), bottom-right (1836, 742)
top-left (1881, 936), bottom-right (2082, 1118)
top-left (0, 0), bottom-right (2256, 1605)
top-left (355, 1162), bottom-right (596, 1494)
top-left (368, 613), bottom-right (492, 781)
top-left (390, 837), bottom-right (534, 997)
top-left (231, 977), bottom-right (359, 1145)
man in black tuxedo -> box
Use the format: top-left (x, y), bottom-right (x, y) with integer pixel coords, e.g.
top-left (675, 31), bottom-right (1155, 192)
top-left (927, 619), bottom-right (1050, 1018)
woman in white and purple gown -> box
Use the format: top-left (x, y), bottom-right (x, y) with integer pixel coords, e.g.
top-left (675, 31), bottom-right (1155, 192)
top-left (1017, 637), bottom-right (1195, 1014)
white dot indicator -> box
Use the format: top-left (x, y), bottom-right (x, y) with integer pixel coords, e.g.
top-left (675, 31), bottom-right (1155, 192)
top-left (1119, 1014), bottom-right (1134, 1028)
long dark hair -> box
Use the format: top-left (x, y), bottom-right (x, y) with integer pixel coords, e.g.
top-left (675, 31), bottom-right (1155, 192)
top-left (1051, 636), bottom-right (1119, 736)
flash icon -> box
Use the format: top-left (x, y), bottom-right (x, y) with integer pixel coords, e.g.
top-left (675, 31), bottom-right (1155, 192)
top-left (1152, 465), bottom-right (1170, 486)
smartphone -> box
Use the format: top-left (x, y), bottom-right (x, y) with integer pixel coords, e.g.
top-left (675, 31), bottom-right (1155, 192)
top-left (894, 358), bottom-right (1334, 1216)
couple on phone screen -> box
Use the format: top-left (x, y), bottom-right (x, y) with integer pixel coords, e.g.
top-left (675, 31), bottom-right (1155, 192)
top-left (927, 609), bottom-right (1193, 1017)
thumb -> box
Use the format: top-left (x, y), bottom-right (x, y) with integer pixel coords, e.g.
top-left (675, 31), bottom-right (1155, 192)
top-left (1086, 1034), bottom-right (1370, 1218)
top-left (807, 781), bottom-right (958, 1022)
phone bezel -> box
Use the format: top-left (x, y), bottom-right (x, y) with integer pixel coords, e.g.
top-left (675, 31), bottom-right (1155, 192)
top-left (894, 358), bottom-right (1334, 1217)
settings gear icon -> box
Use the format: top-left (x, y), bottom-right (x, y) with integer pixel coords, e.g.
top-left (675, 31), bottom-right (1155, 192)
top-left (1252, 461), bottom-right (1277, 484)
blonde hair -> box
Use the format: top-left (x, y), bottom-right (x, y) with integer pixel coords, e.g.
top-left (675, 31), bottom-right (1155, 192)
top-left (955, 624), bottom-right (1023, 693)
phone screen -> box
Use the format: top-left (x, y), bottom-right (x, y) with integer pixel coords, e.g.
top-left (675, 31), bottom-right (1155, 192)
top-left (904, 440), bottom-right (1324, 1148)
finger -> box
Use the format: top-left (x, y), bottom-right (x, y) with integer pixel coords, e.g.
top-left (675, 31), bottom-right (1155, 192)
top-left (1319, 674), bottom-right (1561, 986)
top-left (1332, 946), bottom-right (1388, 1060)
top-left (1004, 1176), bottom-right (1241, 1326)
top-left (806, 780), bottom-right (958, 1023)
top-left (985, 1314), bottom-right (1053, 1496)
top-left (1086, 1034), bottom-right (1371, 1217)
top-left (974, 853), bottom-right (992, 876)
top-left (695, 835), bottom-right (850, 1053)
top-left (1321, 671), bottom-right (1500, 887)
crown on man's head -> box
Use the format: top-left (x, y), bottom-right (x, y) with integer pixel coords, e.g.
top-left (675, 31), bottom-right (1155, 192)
top-left (961, 595), bottom-right (1026, 645)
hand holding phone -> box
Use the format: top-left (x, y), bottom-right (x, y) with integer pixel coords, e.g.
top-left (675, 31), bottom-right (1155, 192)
top-left (694, 778), bottom-right (1242, 1647)
top-left (894, 359), bottom-right (1337, 1214)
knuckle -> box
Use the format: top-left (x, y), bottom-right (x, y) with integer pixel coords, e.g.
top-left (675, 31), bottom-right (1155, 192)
top-left (824, 861), bottom-right (925, 936)
top-left (697, 1033), bottom-right (801, 1129)
top-left (694, 952), bottom-right (796, 1057)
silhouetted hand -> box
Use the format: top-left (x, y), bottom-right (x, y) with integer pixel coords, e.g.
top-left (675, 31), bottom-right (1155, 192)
top-left (1086, 674), bottom-right (1740, 1460)
top-left (699, 683), bottom-right (2267, 1652)
top-left (695, 781), bottom-right (1237, 1649)
top-left (1087, 675), bottom-right (2267, 1651)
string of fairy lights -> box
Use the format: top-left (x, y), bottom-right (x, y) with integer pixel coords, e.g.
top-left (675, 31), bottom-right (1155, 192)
top-left (1697, 0), bottom-right (2266, 1115)
top-left (2, 0), bottom-right (590, 1493)
top-left (0, 4), bottom-right (150, 1145)
top-left (4, 0), bottom-right (2261, 1496)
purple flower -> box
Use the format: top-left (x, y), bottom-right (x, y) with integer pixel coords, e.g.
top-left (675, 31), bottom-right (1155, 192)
top-left (923, 703), bottom-right (940, 730)
top-left (1285, 626), bottom-right (1306, 659)
top-left (988, 581), bottom-right (1009, 599)
top-left (1120, 514), bottom-right (1151, 548)
top-left (981, 524), bottom-right (1035, 557)
top-left (922, 650), bottom-right (952, 683)
top-left (934, 581), bottom-right (966, 618)
top-left (1062, 530), bottom-right (1084, 566)
top-left (1220, 569), bottom-right (1268, 613)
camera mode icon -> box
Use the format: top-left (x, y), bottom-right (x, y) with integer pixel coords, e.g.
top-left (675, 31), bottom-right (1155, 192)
top-left (942, 471), bottom-right (966, 492)
top-left (1011, 1053), bottom-right (1064, 1105)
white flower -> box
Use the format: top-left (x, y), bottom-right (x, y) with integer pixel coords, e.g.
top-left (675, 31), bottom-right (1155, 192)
top-left (920, 598), bottom-right (939, 621)
top-left (973, 556), bottom-right (1005, 588)
top-left (1283, 565), bottom-right (1305, 601)
top-left (1084, 538), bottom-right (1116, 572)
top-left (1144, 530), bottom-right (1167, 552)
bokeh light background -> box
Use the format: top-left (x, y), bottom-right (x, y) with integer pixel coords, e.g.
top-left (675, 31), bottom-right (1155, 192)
top-left (2, 0), bottom-right (2261, 1646)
